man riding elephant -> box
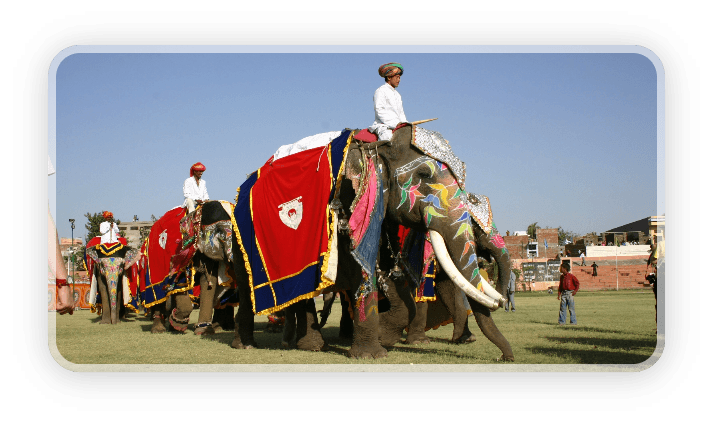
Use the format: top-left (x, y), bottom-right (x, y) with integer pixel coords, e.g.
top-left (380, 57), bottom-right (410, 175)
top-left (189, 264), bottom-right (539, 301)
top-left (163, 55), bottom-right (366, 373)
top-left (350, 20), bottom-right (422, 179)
top-left (369, 62), bottom-right (407, 142)
top-left (183, 162), bottom-right (209, 213)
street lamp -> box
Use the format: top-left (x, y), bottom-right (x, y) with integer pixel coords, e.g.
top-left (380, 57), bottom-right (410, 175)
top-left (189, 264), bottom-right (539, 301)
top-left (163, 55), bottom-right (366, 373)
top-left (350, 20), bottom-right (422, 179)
top-left (69, 219), bottom-right (76, 304)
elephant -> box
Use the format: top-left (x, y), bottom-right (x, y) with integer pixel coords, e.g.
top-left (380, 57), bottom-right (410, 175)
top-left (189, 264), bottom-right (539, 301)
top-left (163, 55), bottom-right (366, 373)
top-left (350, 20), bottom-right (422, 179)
top-left (230, 125), bottom-right (513, 360)
top-left (141, 201), bottom-right (237, 336)
top-left (85, 242), bottom-right (140, 325)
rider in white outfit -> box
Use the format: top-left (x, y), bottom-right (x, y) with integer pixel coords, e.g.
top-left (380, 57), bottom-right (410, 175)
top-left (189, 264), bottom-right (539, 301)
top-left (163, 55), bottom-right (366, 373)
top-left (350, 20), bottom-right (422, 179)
top-left (100, 211), bottom-right (120, 244)
top-left (368, 62), bottom-right (407, 141)
top-left (183, 162), bottom-right (209, 213)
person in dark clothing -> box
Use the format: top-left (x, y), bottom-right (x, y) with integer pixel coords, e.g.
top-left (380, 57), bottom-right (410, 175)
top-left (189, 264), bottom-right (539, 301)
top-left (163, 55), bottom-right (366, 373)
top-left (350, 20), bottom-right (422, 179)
top-left (557, 262), bottom-right (580, 325)
top-left (591, 262), bottom-right (598, 277)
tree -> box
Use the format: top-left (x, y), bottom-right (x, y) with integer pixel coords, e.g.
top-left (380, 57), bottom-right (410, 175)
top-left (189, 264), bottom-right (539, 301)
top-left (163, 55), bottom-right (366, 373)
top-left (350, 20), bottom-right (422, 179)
top-left (558, 226), bottom-right (579, 245)
top-left (151, 214), bottom-right (157, 222)
top-left (527, 222), bottom-right (540, 239)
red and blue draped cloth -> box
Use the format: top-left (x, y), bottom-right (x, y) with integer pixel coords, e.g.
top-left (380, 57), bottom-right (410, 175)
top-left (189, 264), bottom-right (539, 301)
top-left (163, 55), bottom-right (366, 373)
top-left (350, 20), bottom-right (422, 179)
top-left (141, 207), bottom-right (194, 308)
top-left (232, 129), bottom-right (351, 315)
top-left (397, 226), bottom-right (437, 302)
top-left (349, 156), bottom-right (385, 279)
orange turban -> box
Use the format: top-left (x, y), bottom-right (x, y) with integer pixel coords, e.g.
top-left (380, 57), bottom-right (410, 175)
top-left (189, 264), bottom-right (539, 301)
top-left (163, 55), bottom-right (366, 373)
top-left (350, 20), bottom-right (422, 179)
top-left (102, 211), bottom-right (113, 220)
top-left (190, 162), bottom-right (206, 177)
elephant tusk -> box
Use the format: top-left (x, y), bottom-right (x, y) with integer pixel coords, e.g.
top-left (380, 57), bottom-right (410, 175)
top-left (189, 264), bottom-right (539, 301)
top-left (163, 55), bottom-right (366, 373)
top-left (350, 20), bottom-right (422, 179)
top-left (429, 230), bottom-right (501, 311)
top-left (479, 277), bottom-right (506, 304)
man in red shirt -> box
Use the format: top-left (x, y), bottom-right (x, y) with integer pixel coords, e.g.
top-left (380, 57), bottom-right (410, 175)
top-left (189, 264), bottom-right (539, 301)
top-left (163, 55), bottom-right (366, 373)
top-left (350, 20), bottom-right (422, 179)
top-left (558, 262), bottom-right (579, 325)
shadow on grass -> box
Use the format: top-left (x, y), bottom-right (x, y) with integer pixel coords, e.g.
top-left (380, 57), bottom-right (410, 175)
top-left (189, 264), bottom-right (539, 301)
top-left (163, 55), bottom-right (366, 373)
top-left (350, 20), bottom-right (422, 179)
top-left (529, 334), bottom-right (657, 364)
top-left (545, 335), bottom-right (656, 351)
top-left (525, 345), bottom-right (654, 364)
top-left (529, 320), bottom-right (631, 335)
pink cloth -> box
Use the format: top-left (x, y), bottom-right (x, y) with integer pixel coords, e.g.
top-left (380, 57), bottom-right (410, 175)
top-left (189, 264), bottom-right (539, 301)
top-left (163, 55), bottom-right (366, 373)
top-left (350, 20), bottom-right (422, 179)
top-left (349, 158), bottom-right (377, 246)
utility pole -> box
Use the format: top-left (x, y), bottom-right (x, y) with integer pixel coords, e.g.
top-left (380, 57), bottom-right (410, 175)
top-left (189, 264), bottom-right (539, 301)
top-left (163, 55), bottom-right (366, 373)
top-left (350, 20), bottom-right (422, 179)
top-left (69, 219), bottom-right (76, 303)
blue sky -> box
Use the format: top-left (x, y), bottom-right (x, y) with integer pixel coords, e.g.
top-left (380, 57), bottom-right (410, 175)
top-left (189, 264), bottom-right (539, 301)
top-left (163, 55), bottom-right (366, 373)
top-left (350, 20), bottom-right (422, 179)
top-left (50, 50), bottom-right (659, 240)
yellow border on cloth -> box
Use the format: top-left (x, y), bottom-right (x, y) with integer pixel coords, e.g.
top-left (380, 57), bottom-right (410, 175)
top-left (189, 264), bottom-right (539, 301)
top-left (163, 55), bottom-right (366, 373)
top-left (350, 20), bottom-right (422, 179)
top-left (231, 131), bottom-right (354, 315)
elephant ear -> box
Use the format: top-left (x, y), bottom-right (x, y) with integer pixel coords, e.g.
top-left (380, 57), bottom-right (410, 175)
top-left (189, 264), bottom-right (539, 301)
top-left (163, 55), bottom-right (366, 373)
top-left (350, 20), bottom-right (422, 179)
top-left (85, 246), bottom-right (99, 264)
top-left (123, 248), bottom-right (141, 269)
top-left (466, 192), bottom-right (493, 234)
top-left (348, 155), bottom-right (385, 279)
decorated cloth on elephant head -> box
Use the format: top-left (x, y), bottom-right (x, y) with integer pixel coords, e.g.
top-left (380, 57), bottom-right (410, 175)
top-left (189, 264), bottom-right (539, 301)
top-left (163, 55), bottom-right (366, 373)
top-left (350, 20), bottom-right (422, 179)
top-left (231, 129), bottom-right (352, 315)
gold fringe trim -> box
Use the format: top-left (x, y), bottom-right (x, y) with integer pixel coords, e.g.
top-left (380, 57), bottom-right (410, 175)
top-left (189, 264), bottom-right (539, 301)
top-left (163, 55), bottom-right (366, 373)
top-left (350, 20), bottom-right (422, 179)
top-left (230, 183), bottom-right (255, 312)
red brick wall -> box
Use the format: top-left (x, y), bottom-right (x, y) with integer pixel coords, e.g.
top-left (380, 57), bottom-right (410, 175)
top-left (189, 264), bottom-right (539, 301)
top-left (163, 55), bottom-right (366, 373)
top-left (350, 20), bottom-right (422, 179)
top-left (511, 256), bottom-right (653, 291)
top-left (569, 262), bottom-right (652, 290)
top-left (503, 235), bottom-right (529, 259)
top-left (537, 228), bottom-right (558, 246)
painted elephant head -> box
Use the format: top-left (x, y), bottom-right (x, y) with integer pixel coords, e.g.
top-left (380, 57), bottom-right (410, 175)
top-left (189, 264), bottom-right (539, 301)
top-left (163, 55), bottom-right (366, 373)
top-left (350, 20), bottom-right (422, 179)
top-left (86, 244), bottom-right (140, 324)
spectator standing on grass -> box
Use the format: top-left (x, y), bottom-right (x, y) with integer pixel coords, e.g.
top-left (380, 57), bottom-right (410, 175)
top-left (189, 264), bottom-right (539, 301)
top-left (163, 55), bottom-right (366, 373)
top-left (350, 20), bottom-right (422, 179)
top-left (504, 270), bottom-right (516, 312)
top-left (557, 262), bottom-right (579, 325)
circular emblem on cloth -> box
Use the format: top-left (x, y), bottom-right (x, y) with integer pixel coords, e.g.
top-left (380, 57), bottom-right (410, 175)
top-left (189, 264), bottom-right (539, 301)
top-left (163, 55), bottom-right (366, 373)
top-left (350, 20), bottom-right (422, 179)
top-left (278, 196), bottom-right (303, 230)
top-left (159, 230), bottom-right (168, 249)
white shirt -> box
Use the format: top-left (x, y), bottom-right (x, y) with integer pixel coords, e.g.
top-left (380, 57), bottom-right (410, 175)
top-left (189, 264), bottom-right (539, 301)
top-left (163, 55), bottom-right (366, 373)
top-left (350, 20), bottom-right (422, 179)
top-left (183, 176), bottom-right (209, 207)
top-left (368, 82), bottom-right (407, 133)
top-left (100, 221), bottom-right (120, 244)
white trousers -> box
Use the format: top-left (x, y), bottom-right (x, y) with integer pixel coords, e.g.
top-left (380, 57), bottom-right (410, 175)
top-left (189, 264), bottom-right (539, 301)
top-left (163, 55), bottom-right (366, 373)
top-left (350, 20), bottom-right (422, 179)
top-left (185, 198), bottom-right (198, 213)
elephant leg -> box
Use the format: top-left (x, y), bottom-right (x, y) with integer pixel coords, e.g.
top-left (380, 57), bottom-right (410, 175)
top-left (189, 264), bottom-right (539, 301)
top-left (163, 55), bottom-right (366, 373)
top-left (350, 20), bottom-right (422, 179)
top-left (378, 277), bottom-right (413, 347)
top-left (97, 277), bottom-right (112, 325)
top-left (195, 272), bottom-right (217, 336)
top-left (348, 291), bottom-right (387, 359)
top-left (231, 265), bottom-right (257, 349)
top-left (282, 307), bottom-right (296, 348)
top-left (405, 301), bottom-right (429, 345)
top-left (212, 306), bottom-right (235, 332)
top-left (437, 280), bottom-right (476, 344)
top-left (150, 305), bottom-right (166, 334)
top-left (469, 298), bottom-right (514, 361)
top-left (318, 292), bottom-right (336, 329)
top-left (168, 293), bottom-right (193, 333)
top-left (338, 293), bottom-right (354, 339)
top-left (293, 299), bottom-right (325, 351)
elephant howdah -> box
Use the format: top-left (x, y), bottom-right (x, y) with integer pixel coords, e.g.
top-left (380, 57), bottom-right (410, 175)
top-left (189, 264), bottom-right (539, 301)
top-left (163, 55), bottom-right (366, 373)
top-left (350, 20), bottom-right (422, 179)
top-left (230, 123), bottom-right (514, 360)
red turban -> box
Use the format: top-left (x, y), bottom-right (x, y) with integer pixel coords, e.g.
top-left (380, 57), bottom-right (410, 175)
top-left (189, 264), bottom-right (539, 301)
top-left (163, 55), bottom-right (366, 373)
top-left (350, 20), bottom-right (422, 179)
top-left (102, 211), bottom-right (113, 220)
top-left (378, 63), bottom-right (403, 78)
top-left (190, 162), bottom-right (206, 177)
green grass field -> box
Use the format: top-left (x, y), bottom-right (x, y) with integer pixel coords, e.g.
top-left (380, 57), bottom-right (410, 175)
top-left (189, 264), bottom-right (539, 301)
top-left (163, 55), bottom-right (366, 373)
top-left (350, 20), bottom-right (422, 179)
top-left (52, 290), bottom-right (659, 366)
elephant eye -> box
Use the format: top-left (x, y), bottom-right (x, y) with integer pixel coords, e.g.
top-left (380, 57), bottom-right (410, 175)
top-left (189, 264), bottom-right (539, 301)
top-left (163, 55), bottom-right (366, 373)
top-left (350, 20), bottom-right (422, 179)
top-left (416, 167), bottom-right (431, 179)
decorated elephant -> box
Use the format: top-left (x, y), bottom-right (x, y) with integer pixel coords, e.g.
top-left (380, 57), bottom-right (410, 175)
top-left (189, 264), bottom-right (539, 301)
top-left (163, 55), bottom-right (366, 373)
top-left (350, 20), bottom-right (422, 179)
top-left (229, 125), bottom-right (512, 360)
top-left (85, 241), bottom-right (140, 324)
top-left (141, 200), bottom-right (237, 335)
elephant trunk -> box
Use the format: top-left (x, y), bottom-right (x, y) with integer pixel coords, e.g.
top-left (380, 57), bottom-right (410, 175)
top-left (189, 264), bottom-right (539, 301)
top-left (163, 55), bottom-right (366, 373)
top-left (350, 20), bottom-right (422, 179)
top-left (108, 275), bottom-right (119, 324)
top-left (470, 300), bottom-right (514, 361)
top-left (429, 230), bottom-right (504, 311)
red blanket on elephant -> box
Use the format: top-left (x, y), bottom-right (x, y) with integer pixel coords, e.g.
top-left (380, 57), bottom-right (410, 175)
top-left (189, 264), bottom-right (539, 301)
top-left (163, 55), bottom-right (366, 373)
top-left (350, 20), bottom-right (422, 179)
top-left (233, 129), bottom-right (351, 315)
top-left (143, 207), bottom-right (186, 285)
